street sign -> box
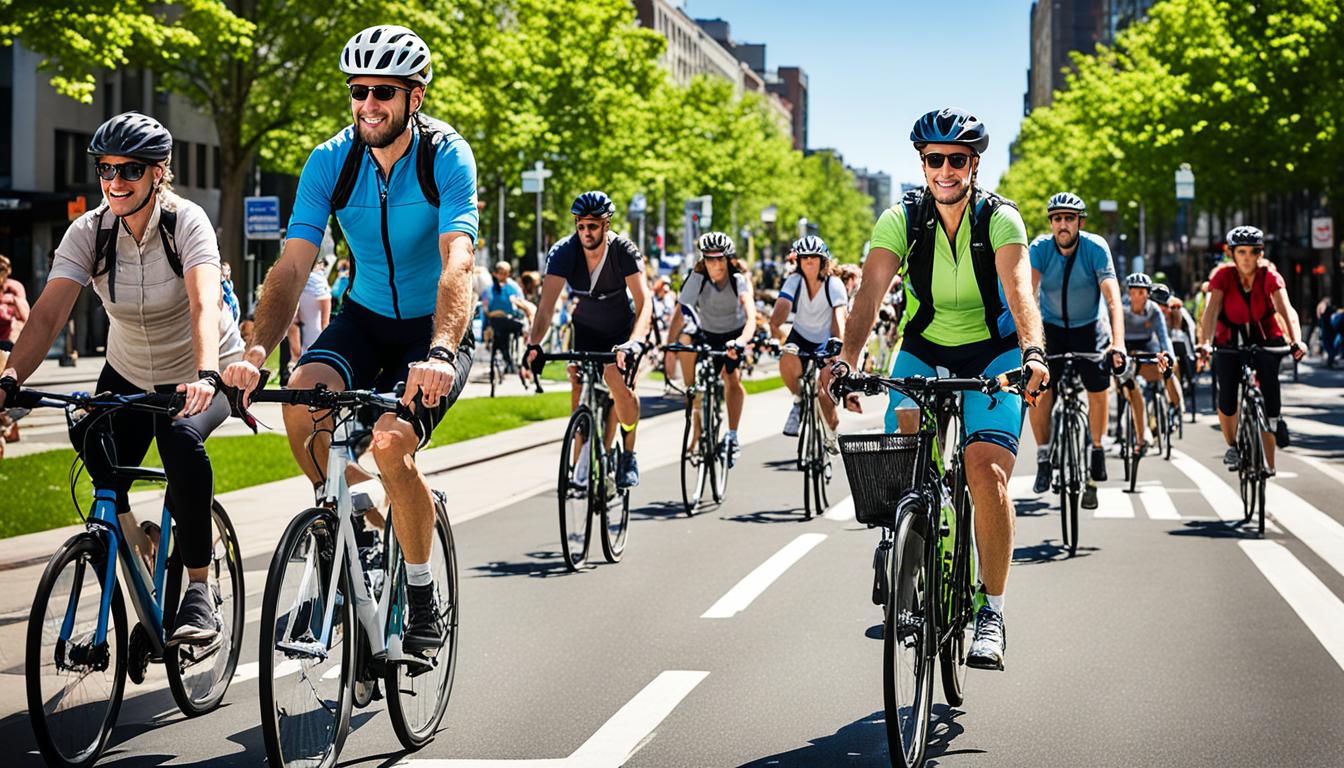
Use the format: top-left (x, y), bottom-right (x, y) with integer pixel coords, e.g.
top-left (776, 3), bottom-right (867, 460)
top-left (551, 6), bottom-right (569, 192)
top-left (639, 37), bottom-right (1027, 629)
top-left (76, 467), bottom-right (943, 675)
top-left (244, 196), bottom-right (282, 240)
top-left (629, 193), bottom-right (647, 215)
top-left (760, 204), bottom-right (778, 224)
top-left (1098, 199), bottom-right (1118, 213)
top-left (521, 161), bottom-right (552, 194)
top-left (1174, 164), bottom-right (1195, 201)
top-left (1312, 217), bottom-right (1334, 249)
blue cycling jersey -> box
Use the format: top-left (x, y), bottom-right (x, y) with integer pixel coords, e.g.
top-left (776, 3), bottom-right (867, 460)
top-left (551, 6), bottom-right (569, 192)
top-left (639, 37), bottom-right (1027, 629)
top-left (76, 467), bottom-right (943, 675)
top-left (1030, 231), bottom-right (1116, 328)
top-left (288, 121), bottom-right (478, 319)
top-left (482, 278), bottom-right (523, 316)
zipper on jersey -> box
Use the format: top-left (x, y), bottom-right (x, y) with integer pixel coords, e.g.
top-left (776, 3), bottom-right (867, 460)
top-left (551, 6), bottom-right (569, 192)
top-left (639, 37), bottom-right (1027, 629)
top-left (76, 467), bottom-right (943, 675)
top-left (375, 168), bottom-right (401, 319)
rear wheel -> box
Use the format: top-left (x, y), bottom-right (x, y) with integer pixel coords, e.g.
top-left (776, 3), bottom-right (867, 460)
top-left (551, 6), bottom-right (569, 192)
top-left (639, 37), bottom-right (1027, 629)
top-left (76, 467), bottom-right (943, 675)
top-left (709, 385), bottom-right (729, 503)
top-left (679, 395), bottom-right (708, 516)
top-left (558, 409), bottom-right (595, 570)
top-left (939, 466), bottom-right (973, 707)
top-left (601, 440), bottom-right (631, 563)
top-left (884, 507), bottom-right (934, 768)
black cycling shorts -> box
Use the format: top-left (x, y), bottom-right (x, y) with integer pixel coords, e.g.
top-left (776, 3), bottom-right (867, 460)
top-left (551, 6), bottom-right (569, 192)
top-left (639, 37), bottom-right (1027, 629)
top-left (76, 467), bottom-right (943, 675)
top-left (298, 299), bottom-right (473, 436)
top-left (1043, 321), bottom-right (1110, 393)
top-left (572, 320), bottom-right (633, 354)
top-left (695, 327), bottom-right (745, 374)
top-left (784, 328), bottom-right (824, 357)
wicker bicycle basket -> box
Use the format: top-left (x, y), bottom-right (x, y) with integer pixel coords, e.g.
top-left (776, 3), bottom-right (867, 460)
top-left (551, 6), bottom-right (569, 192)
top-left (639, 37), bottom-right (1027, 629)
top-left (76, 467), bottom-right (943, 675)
top-left (837, 432), bottom-right (923, 527)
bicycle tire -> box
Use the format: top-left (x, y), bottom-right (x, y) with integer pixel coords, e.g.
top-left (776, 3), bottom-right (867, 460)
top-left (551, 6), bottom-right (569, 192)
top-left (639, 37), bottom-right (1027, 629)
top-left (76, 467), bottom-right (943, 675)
top-left (386, 499), bottom-right (459, 749)
top-left (885, 507), bottom-right (934, 768)
top-left (1157, 391), bottom-right (1173, 461)
top-left (27, 532), bottom-right (127, 768)
top-left (1117, 396), bottom-right (1131, 483)
top-left (1063, 410), bottom-right (1084, 557)
top-left (709, 385), bottom-right (729, 504)
top-left (939, 465), bottom-right (973, 707)
top-left (601, 440), bottom-right (632, 562)
top-left (165, 501), bottom-right (245, 717)
top-left (1125, 403), bottom-right (1140, 493)
top-left (1051, 404), bottom-right (1070, 547)
top-left (558, 408), bottom-right (595, 570)
top-left (258, 507), bottom-right (353, 768)
top-left (679, 395), bottom-right (708, 516)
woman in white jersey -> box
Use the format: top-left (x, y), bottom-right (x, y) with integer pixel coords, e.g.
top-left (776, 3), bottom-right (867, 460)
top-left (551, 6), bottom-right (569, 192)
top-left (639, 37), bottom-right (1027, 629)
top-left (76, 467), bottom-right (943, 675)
top-left (769, 235), bottom-right (847, 443)
top-left (0, 113), bottom-right (243, 645)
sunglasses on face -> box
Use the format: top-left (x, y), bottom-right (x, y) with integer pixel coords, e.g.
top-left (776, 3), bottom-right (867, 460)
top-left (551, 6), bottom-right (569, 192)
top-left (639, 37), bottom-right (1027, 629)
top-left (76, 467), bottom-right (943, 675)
top-left (95, 161), bottom-right (149, 182)
top-left (921, 152), bottom-right (973, 170)
top-left (702, 253), bottom-right (726, 261)
top-left (576, 222), bottom-right (605, 234)
top-left (348, 84), bottom-right (412, 102)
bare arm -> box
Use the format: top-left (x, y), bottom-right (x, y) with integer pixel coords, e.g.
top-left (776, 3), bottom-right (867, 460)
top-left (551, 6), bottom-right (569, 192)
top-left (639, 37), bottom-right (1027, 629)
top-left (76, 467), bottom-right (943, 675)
top-left (667, 302), bottom-right (686, 342)
top-left (319, 295), bottom-right (331, 329)
top-left (527, 275), bottom-right (568, 347)
top-left (768, 296), bottom-right (793, 341)
top-left (1198, 289), bottom-right (1224, 348)
top-left (996, 242), bottom-right (1043, 350)
top-left (830, 304), bottom-right (847, 342)
top-left (430, 231), bottom-right (475, 351)
top-left (0, 278), bottom-right (81, 383)
top-left (840, 247), bottom-right (900, 367)
top-left (737, 283), bottom-right (757, 346)
top-left (624, 271), bottom-right (652, 344)
top-left (1100, 277), bottom-right (1127, 354)
top-left (184, 265), bottom-right (222, 372)
top-left (243, 237), bottom-right (318, 366)
top-left (1031, 267), bottom-right (1041, 300)
top-left (1270, 288), bottom-right (1303, 346)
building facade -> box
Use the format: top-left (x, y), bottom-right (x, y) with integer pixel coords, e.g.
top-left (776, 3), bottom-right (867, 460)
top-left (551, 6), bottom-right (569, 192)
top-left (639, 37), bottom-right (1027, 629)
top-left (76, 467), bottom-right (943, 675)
top-left (1024, 0), bottom-right (1157, 114)
top-left (633, 0), bottom-right (743, 93)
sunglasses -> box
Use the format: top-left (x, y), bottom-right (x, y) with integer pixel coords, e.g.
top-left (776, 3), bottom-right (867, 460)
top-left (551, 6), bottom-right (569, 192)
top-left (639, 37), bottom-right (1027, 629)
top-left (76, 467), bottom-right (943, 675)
top-left (95, 161), bottom-right (149, 182)
top-left (349, 84), bottom-right (413, 102)
top-left (702, 252), bottom-right (726, 260)
top-left (921, 152), bottom-right (973, 170)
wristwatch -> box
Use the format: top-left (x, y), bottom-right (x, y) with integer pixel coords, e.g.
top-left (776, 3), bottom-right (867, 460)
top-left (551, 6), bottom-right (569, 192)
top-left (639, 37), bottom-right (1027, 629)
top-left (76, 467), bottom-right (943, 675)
top-left (198, 370), bottom-right (224, 391)
top-left (427, 346), bottom-right (455, 363)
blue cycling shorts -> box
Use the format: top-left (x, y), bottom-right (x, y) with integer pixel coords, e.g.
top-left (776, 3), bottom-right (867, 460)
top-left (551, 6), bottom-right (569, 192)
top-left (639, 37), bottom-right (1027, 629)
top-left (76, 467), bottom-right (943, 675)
top-left (884, 336), bottom-right (1024, 455)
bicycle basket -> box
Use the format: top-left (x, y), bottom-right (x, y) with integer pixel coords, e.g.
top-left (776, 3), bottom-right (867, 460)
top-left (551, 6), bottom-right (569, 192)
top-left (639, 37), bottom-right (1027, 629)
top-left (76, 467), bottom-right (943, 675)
top-left (838, 432), bottom-right (922, 527)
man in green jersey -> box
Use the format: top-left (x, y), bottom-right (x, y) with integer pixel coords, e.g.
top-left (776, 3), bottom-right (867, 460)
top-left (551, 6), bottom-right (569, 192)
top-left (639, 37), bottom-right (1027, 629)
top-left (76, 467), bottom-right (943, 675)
top-left (827, 108), bottom-right (1048, 671)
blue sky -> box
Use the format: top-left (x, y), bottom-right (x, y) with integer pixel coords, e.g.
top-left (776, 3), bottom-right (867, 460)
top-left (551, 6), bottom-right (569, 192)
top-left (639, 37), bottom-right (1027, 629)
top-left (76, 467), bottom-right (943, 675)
top-left (681, 0), bottom-right (1033, 199)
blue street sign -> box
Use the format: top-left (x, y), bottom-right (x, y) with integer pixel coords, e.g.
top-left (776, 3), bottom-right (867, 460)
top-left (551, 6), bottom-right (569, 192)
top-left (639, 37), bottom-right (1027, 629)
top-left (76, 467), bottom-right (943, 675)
top-left (244, 196), bottom-right (282, 240)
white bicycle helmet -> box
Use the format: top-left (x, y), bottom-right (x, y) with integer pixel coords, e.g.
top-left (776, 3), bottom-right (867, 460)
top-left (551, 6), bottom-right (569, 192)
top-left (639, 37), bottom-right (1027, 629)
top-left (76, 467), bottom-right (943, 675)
top-left (340, 25), bottom-right (433, 86)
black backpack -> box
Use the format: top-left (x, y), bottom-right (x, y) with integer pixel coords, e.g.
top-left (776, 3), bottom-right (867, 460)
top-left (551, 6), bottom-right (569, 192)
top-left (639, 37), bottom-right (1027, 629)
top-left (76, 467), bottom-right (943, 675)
top-left (91, 204), bottom-right (183, 304)
top-left (327, 114), bottom-right (460, 304)
top-left (900, 185), bottom-right (1018, 342)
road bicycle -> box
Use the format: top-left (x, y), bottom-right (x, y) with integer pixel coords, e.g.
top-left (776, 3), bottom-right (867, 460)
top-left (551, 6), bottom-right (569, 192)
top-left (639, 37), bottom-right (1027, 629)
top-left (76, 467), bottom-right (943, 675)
top-left (666, 340), bottom-right (735, 515)
top-left (784, 340), bottom-right (840, 519)
top-left (1044, 352), bottom-right (1106, 557)
top-left (8, 385), bottom-right (244, 768)
top-left (485, 315), bottom-right (539, 397)
top-left (830, 364), bottom-right (1024, 768)
top-left (249, 383), bottom-right (458, 767)
top-left (544, 350), bottom-right (634, 570)
top-left (1116, 351), bottom-right (1167, 492)
top-left (1213, 345), bottom-right (1292, 537)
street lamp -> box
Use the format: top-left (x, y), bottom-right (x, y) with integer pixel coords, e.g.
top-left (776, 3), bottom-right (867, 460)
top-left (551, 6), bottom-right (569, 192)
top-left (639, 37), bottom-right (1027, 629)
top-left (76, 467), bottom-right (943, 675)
top-left (761, 204), bottom-right (778, 263)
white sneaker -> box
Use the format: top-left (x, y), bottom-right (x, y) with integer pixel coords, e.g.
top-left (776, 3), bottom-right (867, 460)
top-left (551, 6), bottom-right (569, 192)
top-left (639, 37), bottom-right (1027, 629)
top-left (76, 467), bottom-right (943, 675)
top-left (572, 458), bottom-right (590, 488)
top-left (783, 403), bottom-right (801, 437)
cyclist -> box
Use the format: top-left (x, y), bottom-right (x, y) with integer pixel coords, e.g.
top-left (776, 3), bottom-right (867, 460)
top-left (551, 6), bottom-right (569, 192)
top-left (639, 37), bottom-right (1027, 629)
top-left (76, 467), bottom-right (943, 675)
top-left (1154, 284), bottom-right (1196, 401)
top-left (222, 25), bottom-right (477, 661)
top-left (827, 108), bottom-right (1048, 672)
top-left (524, 191), bottom-right (652, 489)
top-left (667, 232), bottom-right (756, 467)
top-left (1027, 192), bottom-right (1126, 509)
top-left (1196, 226), bottom-right (1306, 471)
top-left (1119, 272), bottom-right (1180, 456)
top-left (0, 112), bottom-right (243, 645)
top-left (769, 234), bottom-right (847, 450)
top-left (481, 260), bottom-right (535, 381)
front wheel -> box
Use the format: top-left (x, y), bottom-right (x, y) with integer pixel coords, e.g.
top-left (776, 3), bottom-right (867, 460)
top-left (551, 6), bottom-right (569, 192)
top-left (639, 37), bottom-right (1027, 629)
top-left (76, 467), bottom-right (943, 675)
top-left (601, 441), bottom-right (631, 563)
top-left (1125, 403), bottom-right (1140, 493)
top-left (27, 533), bottom-right (127, 768)
top-left (939, 467), bottom-right (974, 707)
top-left (165, 501), bottom-right (245, 717)
top-left (679, 397), bottom-right (708, 516)
top-left (884, 508), bottom-right (934, 768)
top-left (708, 387), bottom-right (730, 504)
top-left (558, 409), bottom-right (595, 570)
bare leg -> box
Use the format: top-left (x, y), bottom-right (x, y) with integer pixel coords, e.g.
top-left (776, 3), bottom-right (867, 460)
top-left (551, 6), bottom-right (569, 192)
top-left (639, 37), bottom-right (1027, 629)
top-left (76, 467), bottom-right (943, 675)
top-left (282, 363), bottom-right (346, 485)
top-left (1087, 390), bottom-right (1109, 447)
top-left (964, 442), bottom-right (1016, 597)
top-left (1029, 387), bottom-right (1055, 446)
top-left (725, 368), bottom-right (744, 430)
top-left (371, 412), bottom-right (434, 564)
top-left (604, 363), bottom-right (639, 451)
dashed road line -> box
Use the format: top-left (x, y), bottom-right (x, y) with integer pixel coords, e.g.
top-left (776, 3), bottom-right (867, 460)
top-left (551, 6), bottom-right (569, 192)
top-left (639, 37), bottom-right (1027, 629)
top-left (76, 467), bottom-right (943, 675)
top-left (702, 534), bottom-right (827, 619)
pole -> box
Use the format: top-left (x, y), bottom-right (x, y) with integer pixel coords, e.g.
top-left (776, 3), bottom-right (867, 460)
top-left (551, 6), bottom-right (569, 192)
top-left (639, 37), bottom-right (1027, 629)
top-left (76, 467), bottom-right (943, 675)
top-left (535, 189), bottom-right (543, 271)
top-left (658, 182), bottom-right (666, 261)
top-left (639, 214), bottom-right (646, 256)
top-left (1138, 202), bottom-right (1147, 274)
top-left (497, 181), bottom-right (505, 265)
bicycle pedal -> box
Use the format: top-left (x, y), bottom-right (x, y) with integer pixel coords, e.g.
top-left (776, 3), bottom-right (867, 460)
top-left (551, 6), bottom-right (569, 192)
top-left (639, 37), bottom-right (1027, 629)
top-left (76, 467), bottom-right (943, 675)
top-left (400, 654), bottom-right (438, 678)
top-left (276, 639), bottom-right (329, 661)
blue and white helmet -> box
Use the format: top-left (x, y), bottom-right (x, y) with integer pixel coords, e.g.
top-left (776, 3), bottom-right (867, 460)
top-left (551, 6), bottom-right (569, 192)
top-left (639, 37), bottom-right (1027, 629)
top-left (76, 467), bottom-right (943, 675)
top-left (1226, 226), bottom-right (1264, 247)
top-left (1046, 192), bottom-right (1087, 215)
top-left (792, 235), bottom-right (831, 260)
top-left (340, 25), bottom-right (433, 86)
top-left (1125, 272), bottom-right (1153, 290)
top-left (910, 108), bottom-right (989, 155)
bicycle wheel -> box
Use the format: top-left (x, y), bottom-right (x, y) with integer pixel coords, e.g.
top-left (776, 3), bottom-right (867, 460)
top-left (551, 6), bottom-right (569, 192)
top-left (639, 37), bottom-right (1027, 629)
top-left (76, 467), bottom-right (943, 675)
top-left (1117, 396), bottom-right (1131, 483)
top-left (259, 508), bottom-right (353, 768)
top-left (1062, 412), bottom-right (1084, 557)
top-left (558, 409), bottom-right (594, 570)
top-left (938, 466), bottom-right (973, 707)
top-left (1157, 392), bottom-right (1172, 461)
top-left (601, 440), bottom-right (632, 562)
top-left (27, 532), bottom-right (127, 768)
top-left (386, 497), bottom-right (459, 749)
top-left (796, 398), bottom-right (810, 472)
top-left (885, 507), bottom-right (935, 768)
top-left (680, 395), bottom-right (708, 516)
top-left (1125, 402), bottom-right (1140, 493)
top-left (164, 501), bottom-right (244, 716)
top-left (709, 386), bottom-right (729, 503)
top-left (488, 346), bottom-right (501, 398)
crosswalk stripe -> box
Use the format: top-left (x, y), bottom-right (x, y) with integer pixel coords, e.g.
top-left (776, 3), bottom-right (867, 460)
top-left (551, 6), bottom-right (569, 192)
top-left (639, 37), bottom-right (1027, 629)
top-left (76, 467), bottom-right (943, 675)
top-left (824, 496), bottom-right (855, 521)
top-left (1170, 450), bottom-right (1243, 521)
top-left (1264, 483), bottom-right (1344, 583)
top-left (1139, 486), bottom-right (1181, 520)
top-left (1240, 541), bottom-right (1344, 673)
top-left (1093, 487), bottom-right (1134, 518)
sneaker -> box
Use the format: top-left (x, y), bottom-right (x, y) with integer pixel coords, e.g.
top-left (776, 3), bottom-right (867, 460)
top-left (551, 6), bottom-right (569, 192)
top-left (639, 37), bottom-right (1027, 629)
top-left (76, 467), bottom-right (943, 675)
top-left (1223, 447), bottom-right (1240, 470)
top-left (1032, 459), bottom-right (1051, 494)
top-left (1090, 446), bottom-right (1108, 482)
top-left (783, 403), bottom-right (801, 437)
top-left (966, 605), bottom-right (1006, 671)
top-left (723, 433), bottom-right (741, 468)
top-left (823, 427), bottom-right (839, 456)
top-left (1081, 482), bottom-right (1098, 510)
top-left (403, 583), bottom-right (445, 660)
top-left (1275, 419), bottom-right (1291, 448)
top-left (572, 456), bottom-right (590, 489)
top-left (169, 582), bottom-right (221, 647)
top-left (617, 450), bottom-right (640, 489)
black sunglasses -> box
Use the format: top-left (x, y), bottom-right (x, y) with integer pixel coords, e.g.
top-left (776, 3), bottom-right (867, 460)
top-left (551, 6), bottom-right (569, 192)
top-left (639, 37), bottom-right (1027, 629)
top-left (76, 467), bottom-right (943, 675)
top-left (349, 84), bottom-right (413, 102)
top-left (95, 161), bottom-right (149, 182)
top-left (921, 152), bottom-right (973, 170)
top-left (702, 252), bottom-right (727, 260)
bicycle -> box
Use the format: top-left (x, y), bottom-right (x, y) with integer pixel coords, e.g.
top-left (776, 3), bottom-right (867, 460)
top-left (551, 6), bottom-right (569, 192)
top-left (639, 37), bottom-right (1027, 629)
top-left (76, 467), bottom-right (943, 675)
top-left (1044, 352), bottom-right (1106, 557)
top-left (1115, 351), bottom-right (1166, 492)
top-left (248, 382), bottom-right (459, 767)
top-left (544, 350), bottom-right (634, 570)
top-left (1211, 345), bottom-right (1292, 537)
top-left (830, 364), bottom-right (1025, 768)
top-left (666, 340), bottom-right (735, 515)
top-left (9, 386), bottom-right (244, 768)
top-left (485, 315), bottom-right (540, 397)
top-left (787, 341), bottom-right (839, 519)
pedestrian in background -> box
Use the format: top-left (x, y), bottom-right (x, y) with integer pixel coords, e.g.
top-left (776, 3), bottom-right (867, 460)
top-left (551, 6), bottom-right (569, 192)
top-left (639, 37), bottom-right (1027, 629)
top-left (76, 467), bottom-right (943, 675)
top-left (331, 257), bottom-right (350, 312)
top-left (0, 253), bottom-right (30, 448)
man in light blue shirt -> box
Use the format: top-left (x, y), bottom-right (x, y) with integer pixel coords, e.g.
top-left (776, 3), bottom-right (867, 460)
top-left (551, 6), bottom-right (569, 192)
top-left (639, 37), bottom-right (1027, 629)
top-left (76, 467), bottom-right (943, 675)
top-left (1028, 193), bottom-right (1127, 507)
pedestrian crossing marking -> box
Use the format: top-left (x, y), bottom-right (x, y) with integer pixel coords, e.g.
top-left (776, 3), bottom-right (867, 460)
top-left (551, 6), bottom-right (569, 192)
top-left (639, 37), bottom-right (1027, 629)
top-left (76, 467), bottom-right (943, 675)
top-left (1240, 541), bottom-right (1344, 674)
top-left (1139, 486), bottom-right (1181, 520)
top-left (1093, 488), bottom-right (1134, 518)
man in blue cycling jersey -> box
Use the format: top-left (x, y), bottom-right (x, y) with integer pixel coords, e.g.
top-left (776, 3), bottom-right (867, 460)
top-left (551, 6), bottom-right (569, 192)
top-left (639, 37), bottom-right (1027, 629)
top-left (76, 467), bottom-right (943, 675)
top-left (481, 260), bottom-right (535, 379)
top-left (223, 25), bottom-right (476, 660)
top-left (1028, 193), bottom-right (1127, 509)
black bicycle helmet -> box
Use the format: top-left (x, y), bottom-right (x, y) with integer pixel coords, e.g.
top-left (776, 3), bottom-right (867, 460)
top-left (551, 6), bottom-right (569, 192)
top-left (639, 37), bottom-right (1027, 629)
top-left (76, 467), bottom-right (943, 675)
top-left (792, 235), bottom-right (830, 259)
top-left (87, 112), bottom-right (173, 162)
top-left (571, 191), bottom-right (615, 218)
top-left (910, 108), bottom-right (989, 155)
top-left (1125, 272), bottom-right (1153, 290)
top-left (1047, 192), bottom-right (1087, 215)
top-left (697, 231), bottom-right (735, 257)
top-left (1226, 225), bottom-right (1264, 247)
top-left (1151, 283), bottom-right (1172, 304)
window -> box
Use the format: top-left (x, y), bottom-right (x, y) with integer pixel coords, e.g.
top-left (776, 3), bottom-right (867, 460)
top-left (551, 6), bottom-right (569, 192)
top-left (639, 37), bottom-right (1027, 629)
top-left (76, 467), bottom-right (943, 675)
top-left (174, 140), bottom-right (190, 187)
top-left (213, 146), bottom-right (221, 189)
top-left (196, 143), bottom-right (207, 190)
top-left (53, 130), bottom-right (97, 193)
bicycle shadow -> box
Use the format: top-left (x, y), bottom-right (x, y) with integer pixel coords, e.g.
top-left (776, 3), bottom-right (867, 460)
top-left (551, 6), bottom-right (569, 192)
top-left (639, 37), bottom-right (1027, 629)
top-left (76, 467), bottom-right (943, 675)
top-left (735, 709), bottom-right (887, 767)
top-left (629, 500), bottom-right (696, 521)
top-left (1166, 519), bottom-right (1262, 540)
top-left (1013, 540), bottom-right (1097, 564)
top-left (1014, 498), bottom-right (1050, 517)
top-left (722, 508), bottom-right (810, 524)
top-left (468, 550), bottom-right (574, 578)
top-left (763, 458), bottom-right (802, 472)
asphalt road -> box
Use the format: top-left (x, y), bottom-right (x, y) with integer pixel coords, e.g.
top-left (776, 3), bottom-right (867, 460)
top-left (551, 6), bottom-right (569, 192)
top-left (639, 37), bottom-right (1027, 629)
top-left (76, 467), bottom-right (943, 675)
top-left (4, 363), bottom-right (1344, 767)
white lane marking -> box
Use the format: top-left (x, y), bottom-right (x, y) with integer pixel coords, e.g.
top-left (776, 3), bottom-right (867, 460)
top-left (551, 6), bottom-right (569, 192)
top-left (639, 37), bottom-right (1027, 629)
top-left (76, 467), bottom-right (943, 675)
top-left (1139, 486), bottom-right (1181, 520)
top-left (1273, 471), bottom-right (1299, 479)
top-left (232, 658), bottom-right (303, 684)
top-left (824, 496), bottom-right (855, 521)
top-left (1240, 541), bottom-right (1344, 673)
top-left (1264, 483), bottom-right (1344, 583)
top-left (701, 534), bottom-right (828, 619)
top-left (397, 670), bottom-right (708, 768)
top-left (1092, 487), bottom-right (1134, 518)
top-left (1170, 450), bottom-right (1243, 521)
top-left (1008, 475), bottom-right (1039, 499)
top-left (1291, 453), bottom-right (1344, 489)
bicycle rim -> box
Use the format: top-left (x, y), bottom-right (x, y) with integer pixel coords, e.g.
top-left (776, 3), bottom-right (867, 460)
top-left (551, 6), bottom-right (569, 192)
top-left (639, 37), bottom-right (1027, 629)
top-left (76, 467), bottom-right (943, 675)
top-left (939, 468), bottom-right (973, 707)
top-left (710, 392), bottom-right (729, 502)
top-left (166, 502), bottom-right (244, 716)
top-left (1066, 413), bottom-right (1084, 557)
top-left (602, 441), bottom-right (631, 562)
top-left (27, 534), bottom-right (126, 768)
top-left (680, 400), bottom-right (706, 515)
top-left (259, 508), bottom-right (352, 768)
top-left (387, 503), bottom-right (458, 749)
top-left (1125, 405), bottom-right (1139, 493)
top-left (885, 510), bottom-right (933, 768)
top-left (558, 410), bottom-right (594, 569)
top-left (1237, 420), bottom-right (1256, 524)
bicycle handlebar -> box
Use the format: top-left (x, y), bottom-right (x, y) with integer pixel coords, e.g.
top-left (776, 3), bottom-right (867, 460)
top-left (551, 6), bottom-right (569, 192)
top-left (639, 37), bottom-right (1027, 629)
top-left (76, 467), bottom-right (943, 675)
top-left (5, 387), bottom-right (186, 413)
top-left (827, 361), bottom-right (1027, 403)
top-left (664, 343), bottom-right (736, 357)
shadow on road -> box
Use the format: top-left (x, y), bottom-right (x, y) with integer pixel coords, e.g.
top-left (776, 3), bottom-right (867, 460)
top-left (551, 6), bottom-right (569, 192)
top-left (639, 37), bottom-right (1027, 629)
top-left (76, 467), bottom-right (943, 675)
top-left (763, 458), bottom-right (801, 472)
top-left (734, 706), bottom-right (982, 767)
top-left (722, 508), bottom-right (810, 524)
top-left (630, 501), bottom-right (697, 521)
top-left (1167, 519), bottom-right (1261, 540)
top-left (1014, 498), bottom-right (1050, 517)
top-left (468, 550), bottom-right (573, 578)
top-left (1013, 540), bottom-right (1097, 564)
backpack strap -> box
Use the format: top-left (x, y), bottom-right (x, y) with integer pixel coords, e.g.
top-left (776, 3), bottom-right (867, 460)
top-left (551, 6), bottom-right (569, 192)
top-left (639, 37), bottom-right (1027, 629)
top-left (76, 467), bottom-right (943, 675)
top-left (330, 127), bottom-right (367, 214)
top-left (413, 115), bottom-right (443, 208)
top-left (157, 208), bottom-right (183, 279)
top-left (92, 207), bottom-right (119, 303)
top-left (970, 188), bottom-right (1013, 340)
top-left (900, 188), bottom-right (938, 339)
